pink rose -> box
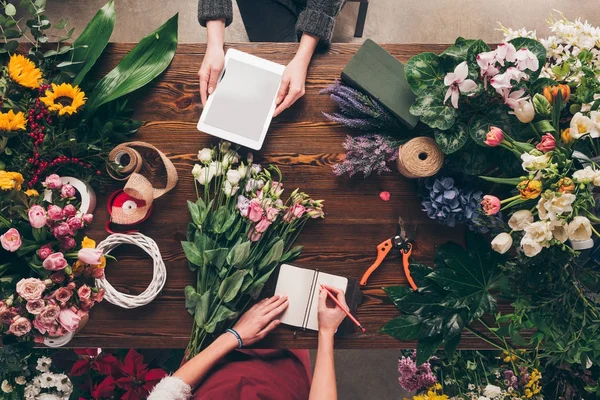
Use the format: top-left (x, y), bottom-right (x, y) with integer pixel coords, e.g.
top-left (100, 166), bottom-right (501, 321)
top-left (93, 289), bottom-right (105, 303)
top-left (53, 222), bottom-right (72, 239)
top-left (43, 174), bottom-right (62, 189)
top-left (47, 205), bottom-right (64, 221)
top-left (266, 207), bottom-right (279, 222)
top-left (247, 199), bottom-right (263, 222)
top-left (78, 285), bottom-right (91, 300)
top-left (38, 244), bottom-right (53, 260)
top-left (78, 248), bottom-right (103, 265)
top-left (481, 195), bottom-right (501, 216)
top-left (67, 282), bottom-right (76, 290)
top-left (80, 298), bottom-right (94, 311)
top-left (292, 204), bottom-right (306, 219)
top-left (67, 216), bottom-right (83, 231)
top-left (42, 252), bottom-right (68, 271)
top-left (26, 299), bottom-right (45, 315)
top-left (38, 304), bottom-right (60, 324)
top-left (60, 184), bottom-right (76, 198)
top-left (248, 230), bottom-right (262, 242)
top-left (63, 204), bottom-right (77, 218)
top-left (8, 316), bottom-right (32, 337)
top-left (254, 217), bottom-right (271, 233)
top-left (82, 214), bottom-right (94, 225)
top-left (536, 133), bottom-right (556, 153)
top-left (49, 272), bottom-right (65, 284)
top-left (53, 287), bottom-right (72, 305)
top-left (16, 278), bottom-right (46, 301)
top-left (28, 205), bottom-right (47, 228)
top-left (33, 316), bottom-right (50, 335)
top-left (61, 236), bottom-right (76, 250)
top-left (484, 126), bottom-right (505, 147)
top-left (0, 305), bottom-right (15, 324)
top-left (88, 265), bottom-right (105, 279)
top-left (1, 228), bottom-right (21, 252)
top-left (58, 308), bottom-right (80, 332)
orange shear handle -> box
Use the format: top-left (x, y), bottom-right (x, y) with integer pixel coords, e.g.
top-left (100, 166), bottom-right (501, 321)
top-left (402, 243), bottom-right (418, 290)
top-left (360, 239), bottom-right (393, 286)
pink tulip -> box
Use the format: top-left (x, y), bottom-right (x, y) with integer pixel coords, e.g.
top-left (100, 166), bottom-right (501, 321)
top-left (1, 228), bottom-right (21, 252)
top-left (78, 248), bottom-right (103, 265)
top-left (37, 244), bottom-right (53, 260)
top-left (484, 126), bottom-right (505, 147)
top-left (42, 252), bottom-right (68, 271)
top-left (58, 308), bottom-right (80, 332)
top-left (28, 205), bottom-right (47, 228)
top-left (481, 195), bottom-right (501, 216)
top-left (536, 133), bottom-right (556, 153)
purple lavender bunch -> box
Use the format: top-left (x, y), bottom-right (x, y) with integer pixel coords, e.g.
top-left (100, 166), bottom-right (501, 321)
top-left (321, 81), bottom-right (403, 132)
top-left (397, 354), bottom-right (438, 392)
top-left (333, 134), bottom-right (399, 178)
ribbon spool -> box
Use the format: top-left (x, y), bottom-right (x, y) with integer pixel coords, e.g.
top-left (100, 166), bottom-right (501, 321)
top-left (106, 141), bottom-right (178, 230)
top-left (396, 137), bottom-right (445, 179)
top-left (43, 176), bottom-right (97, 215)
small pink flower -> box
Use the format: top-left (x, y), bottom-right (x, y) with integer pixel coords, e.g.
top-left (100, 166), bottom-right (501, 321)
top-left (26, 299), bottom-right (45, 315)
top-left (58, 308), bottom-right (80, 332)
top-left (38, 244), bottom-right (53, 260)
top-left (38, 303), bottom-right (60, 325)
top-left (82, 213), bottom-right (94, 225)
top-left (379, 191), bottom-right (391, 201)
top-left (0, 305), bottom-right (15, 324)
top-left (43, 174), bottom-right (62, 189)
top-left (481, 195), bottom-right (501, 216)
top-left (1, 228), bottom-right (21, 252)
top-left (33, 316), bottom-right (50, 335)
top-left (93, 289), bottom-right (105, 303)
top-left (28, 205), bottom-right (47, 228)
top-left (248, 229), bottom-right (262, 242)
top-left (53, 287), bottom-right (72, 305)
top-left (8, 316), bottom-right (32, 337)
top-left (87, 265), bottom-right (105, 279)
top-left (53, 222), bottom-right (72, 239)
top-left (78, 248), bottom-right (103, 265)
top-left (536, 133), bottom-right (556, 153)
top-left (67, 216), bottom-right (83, 231)
top-left (266, 207), bottom-right (279, 222)
top-left (60, 184), bottom-right (76, 198)
top-left (80, 298), bottom-right (95, 311)
top-left (42, 252), bottom-right (68, 271)
top-left (254, 217), bottom-right (272, 233)
top-left (78, 285), bottom-right (92, 300)
top-left (67, 282), bottom-right (76, 290)
top-left (484, 126), bottom-right (505, 147)
top-left (292, 204), bottom-right (306, 219)
top-left (47, 205), bottom-right (64, 221)
top-left (247, 199), bottom-right (264, 222)
top-left (16, 278), bottom-right (46, 301)
top-left (49, 272), bottom-right (65, 284)
top-left (63, 204), bottom-right (77, 218)
top-left (61, 236), bottom-right (76, 251)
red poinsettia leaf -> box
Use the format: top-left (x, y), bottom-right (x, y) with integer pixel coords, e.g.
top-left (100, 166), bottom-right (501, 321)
top-left (70, 359), bottom-right (90, 377)
top-left (94, 353), bottom-right (119, 375)
top-left (120, 349), bottom-right (147, 377)
top-left (75, 348), bottom-right (100, 357)
top-left (92, 375), bottom-right (117, 400)
top-left (121, 386), bottom-right (147, 400)
top-left (115, 376), bottom-right (134, 390)
top-left (142, 368), bottom-right (168, 390)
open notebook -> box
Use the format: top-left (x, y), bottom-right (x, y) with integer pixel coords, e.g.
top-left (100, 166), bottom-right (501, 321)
top-left (273, 264), bottom-right (362, 333)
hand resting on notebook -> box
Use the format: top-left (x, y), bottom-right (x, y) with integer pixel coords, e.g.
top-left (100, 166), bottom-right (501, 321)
top-left (232, 294), bottom-right (289, 346)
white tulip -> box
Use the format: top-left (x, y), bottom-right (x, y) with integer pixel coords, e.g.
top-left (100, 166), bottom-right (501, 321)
top-left (520, 234), bottom-right (544, 257)
top-left (191, 164), bottom-right (202, 178)
top-left (521, 152), bottom-right (550, 172)
top-left (226, 169), bottom-right (242, 185)
top-left (573, 166), bottom-right (600, 185)
top-left (570, 112), bottom-right (595, 139)
top-left (524, 220), bottom-right (553, 243)
top-left (536, 197), bottom-right (549, 220)
top-left (491, 233), bottom-right (513, 254)
top-left (197, 148), bottom-right (213, 163)
top-left (483, 384), bottom-right (502, 398)
top-left (590, 111), bottom-right (600, 138)
top-left (514, 99), bottom-right (535, 123)
top-left (545, 193), bottom-right (576, 219)
top-left (550, 220), bottom-right (569, 243)
top-left (508, 210), bottom-right (533, 231)
top-left (196, 166), bottom-right (215, 185)
top-left (568, 216), bottom-right (593, 241)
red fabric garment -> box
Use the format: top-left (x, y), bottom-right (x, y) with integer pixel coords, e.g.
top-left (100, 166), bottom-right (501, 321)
top-left (193, 349), bottom-right (312, 400)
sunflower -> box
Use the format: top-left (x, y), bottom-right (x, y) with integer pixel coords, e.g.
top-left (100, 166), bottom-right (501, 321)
top-left (0, 110), bottom-right (26, 131)
top-left (40, 83), bottom-right (87, 116)
top-left (0, 171), bottom-right (24, 191)
top-left (8, 54), bottom-right (42, 89)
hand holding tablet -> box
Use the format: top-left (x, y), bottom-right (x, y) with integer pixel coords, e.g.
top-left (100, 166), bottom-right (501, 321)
top-left (197, 49), bottom-right (285, 150)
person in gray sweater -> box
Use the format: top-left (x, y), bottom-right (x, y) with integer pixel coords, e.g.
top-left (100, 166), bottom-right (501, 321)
top-left (198, 0), bottom-right (344, 116)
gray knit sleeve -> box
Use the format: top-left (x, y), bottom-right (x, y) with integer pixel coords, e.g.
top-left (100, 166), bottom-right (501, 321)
top-left (198, 0), bottom-right (233, 27)
top-left (296, 0), bottom-right (345, 46)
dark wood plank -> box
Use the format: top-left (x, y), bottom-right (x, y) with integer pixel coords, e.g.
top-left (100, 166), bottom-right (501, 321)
top-left (67, 43), bottom-right (491, 349)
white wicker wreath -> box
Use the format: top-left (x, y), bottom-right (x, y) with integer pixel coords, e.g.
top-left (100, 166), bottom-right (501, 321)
top-left (95, 233), bottom-right (167, 309)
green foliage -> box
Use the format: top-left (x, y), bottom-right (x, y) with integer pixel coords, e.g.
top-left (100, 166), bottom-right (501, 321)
top-left (434, 122), bottom-right (468, 154)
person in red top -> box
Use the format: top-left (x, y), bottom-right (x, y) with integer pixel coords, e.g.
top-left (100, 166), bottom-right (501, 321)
top-left (148, 285), bottom-right (349, 399)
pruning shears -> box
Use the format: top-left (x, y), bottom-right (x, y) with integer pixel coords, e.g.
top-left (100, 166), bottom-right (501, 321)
top-left (359, 217), bottom-right (418, 290)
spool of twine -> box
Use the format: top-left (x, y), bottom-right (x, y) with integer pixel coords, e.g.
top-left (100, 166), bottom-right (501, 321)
top-left (396, 137), bottom-right (444, 179)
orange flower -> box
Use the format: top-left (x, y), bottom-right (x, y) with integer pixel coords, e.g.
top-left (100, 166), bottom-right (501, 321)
top-left (518, 180), bottom-right (542, 200)
top-left (543, 84), bottom-right (571, 103)
top-left (561, 128), bottom-right (573, 144)
top-left (557, 177), bottom-right (575, 193)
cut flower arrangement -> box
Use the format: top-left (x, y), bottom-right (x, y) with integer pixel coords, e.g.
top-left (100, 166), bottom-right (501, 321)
top-left (182, 142), bottom-right (324, 358)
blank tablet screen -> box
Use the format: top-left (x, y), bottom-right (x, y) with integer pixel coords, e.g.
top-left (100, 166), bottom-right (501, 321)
top-left (203, 58), bottom-right (282, 141)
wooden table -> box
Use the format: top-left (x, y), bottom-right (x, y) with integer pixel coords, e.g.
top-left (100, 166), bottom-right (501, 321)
top-left (72, 42), bottom-right (490, 349)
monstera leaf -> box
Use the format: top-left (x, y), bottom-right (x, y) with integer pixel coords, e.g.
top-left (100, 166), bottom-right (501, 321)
top-left (380, 232), bottom-right (502, 364)
top-left (405, 52), bottom-right (445, 96)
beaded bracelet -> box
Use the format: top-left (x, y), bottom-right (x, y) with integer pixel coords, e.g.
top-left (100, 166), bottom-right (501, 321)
top-left (226, 328), bottom-right (243, 349)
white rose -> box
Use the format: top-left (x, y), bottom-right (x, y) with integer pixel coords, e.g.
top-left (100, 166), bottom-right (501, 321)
top-left (550, 220), bottom-right (569, 243)
top-left (508, 210), bottom-right (533, 231)
top-left (197, 148), bottom-right (213, 163)
top-left (1, 380), bottom-right (13, 393)
top-left (196, 166), bottom-right (215, 185)
top-left (590, 111), bottom-right (600, 138)
top-left (520, 234), bottom-right (543, 257)
top-left (545, 193), bottom-right (576, 218)
top-left (568, 216), bottom-right (593, 241)
top-left (573, 166), bottom-right (600, 185)
top-left (191, 164), bottom-right (202, 178)
top-left (491, 233), bottom-right (513, 254)
top-left (524, 220), bottom-right (553, 243)
top-left (483, 384), bottom-right (502, 398)
top-left (521, 152), bottom-right (550, 172)
top-left (570, 112), bottom-right (595, 139)
top-left (209, 161), bottom-right (223, 177)
top-left (223, 181), bottom-right (239, 197)
top-left (15, 376), bottom-right (26, 385)
top-left (226, 169), bottom-right (242, 185)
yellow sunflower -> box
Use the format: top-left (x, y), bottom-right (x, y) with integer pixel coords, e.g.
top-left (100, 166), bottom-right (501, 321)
top-left (0, 170), bottom-right (24, 191)
top-left (8, 54), bottom-right (42, 89)
top-left (0, 110), bottom-right (26, 131)
top-left (40, 83), bottom-right (86, 116)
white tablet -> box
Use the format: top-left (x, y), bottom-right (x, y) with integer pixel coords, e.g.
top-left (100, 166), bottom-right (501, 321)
top-left (197, 49), bottom-right (285, 150)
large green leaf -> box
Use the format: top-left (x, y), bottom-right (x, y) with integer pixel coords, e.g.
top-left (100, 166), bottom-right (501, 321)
top-left (194, 291), bottom-right (211, 328)
top-left (66, 0), bottom-right (115, 85)
top-left (184, 285), bottom-right (199, 315)
top-left (434, 122), bottom-right (468, 154)
top-left (226, 241), bottom-right (251, 268)
top-left (405, 52), bottom-right (445, 96)
top-left (218, 270), bottom-right (247, 302)
top-left (258, 239), bottom-right (284, 270)
top-left (509, 37), bottom-right (546, 79)
top-left (382, 286), bottom-right (412, 309)
top-left (205, 248), bottom-right (229, 270)
top-left (85, 13), bottom-right (178, 114)
top-left (416, 335), bottom-right (443, 365)
top-left (466, 39), bottom-right (491, 75)
top-left (181, 241), bottom-right (202, 269)
top-left (421, 104), bottom-right (457, 131)
top-left (379, 315), bottom-right (421, 340)
top-left (205, 305), bottom-right (237, 333)
top-left (440, 37), bottom-right (477, 64)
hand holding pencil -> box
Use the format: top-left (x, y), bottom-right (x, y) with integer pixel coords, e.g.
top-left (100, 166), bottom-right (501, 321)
top-left (318, 284), bottom-right (366, 334)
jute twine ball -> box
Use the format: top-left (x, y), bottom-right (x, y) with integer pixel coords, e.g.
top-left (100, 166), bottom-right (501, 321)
top-left (396, 137), bottom-right (444, 178)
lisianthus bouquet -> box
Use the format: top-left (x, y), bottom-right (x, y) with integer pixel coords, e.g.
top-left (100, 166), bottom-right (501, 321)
top-left (182, 142), bottom-right (324, 358)
top-left (0, 0), bottom-right (177, 190)
top-left (0, 173), bottom-right (105, 343)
